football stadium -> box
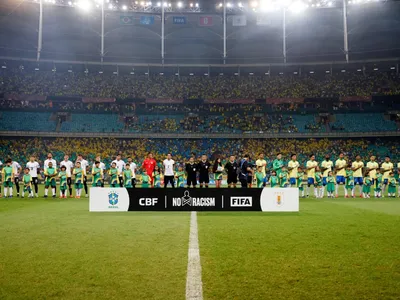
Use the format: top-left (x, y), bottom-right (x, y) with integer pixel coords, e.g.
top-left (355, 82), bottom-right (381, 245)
top-left (1, 0), bottom-right (400, 299)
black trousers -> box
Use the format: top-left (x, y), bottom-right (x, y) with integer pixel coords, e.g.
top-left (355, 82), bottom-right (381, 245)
top-left (14, 177), bottom-right (20, 193)
top-left (164, 175), bottom-right (175, 188)
top-left (240, 177), bottom-right (248, 188)
top-left (118, 176), bottom-right (124, 188)
top-left (31, 177), bottom-right (39, 193)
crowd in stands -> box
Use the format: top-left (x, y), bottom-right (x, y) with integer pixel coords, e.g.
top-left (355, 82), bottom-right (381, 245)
top-left (1, 138), bottom-right (399, 169)
top-left (1, 70), bottom-right (400, 99)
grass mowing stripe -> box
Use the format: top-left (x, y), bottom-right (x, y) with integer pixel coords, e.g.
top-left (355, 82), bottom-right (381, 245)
top-left (186, 211), bottom-right (203, 300)
top-left (323, 198), bottom-right (400, 216)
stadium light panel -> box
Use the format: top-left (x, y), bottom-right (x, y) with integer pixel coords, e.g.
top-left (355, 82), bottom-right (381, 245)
top-left (98, 71), bottom-right (103, 74)
top-left (219, 73), bottom-right (224, 75)
top-left (390, 67), bottom-right (396, 70)
top-left (279, 72), bottom-right (283, 75)
top-left (227, 3), bottom-right (232, 7)
top-left (238, 2), bottom-right (243, 7)
top-left (177, 1), bottom-right (183, 7)
top-left (168, 3), bottom-right (172, 7)
top-left (1, 65), bottom-right (6, 69)
top-left (160, 72), bottom-right (164, 75)
top-left (130, 72), bottom-right (135, 75)
top-left (219, 3), bottom-right (223, 7)
top-left (35, 68), bottom-right (40, 71)
top-left (122, 5), bottom-right (127, 10)
top-left (249, 72), bottom-right (254, 75)
top-left (374, 68), bottom-right (378, 71)
top-left (265, 72), bottom-right (269, 75)
top-left (190, 3), bottom-right (194, 7)
top-left (175, 73), bottom-right (179, 75)
top-left (357, 69), bottom-right (362, 71)
top-left (293, 71), bottom-right (298, 74)
top-left (113, 71), bottom-right (118, 75)
top-left (310, 71), bottom-right (314, 74)
top-left (195, 3), bottom-right (199, 7)
top-left (204, 73), bottom-right (209, 76)
top-left (84, 69), bottom-right (89, 73)
top-left (326, 70), bottom-right (330, 73)
top-left (189, 73), bottom-right (194, 76)
top-left (68, 69), bottom-right (73, 73)
top-left (163, 2), bottom-right (168, 7)
top-left (328, 1), bottom-right (333, 6)
top-left (68, 1), bottom-right (72, 5)
top-left (234, 73), bottom-right (239, 75)
top-left (341, 69), bottom-right (346, 72)
top-left (157, 2), bottom-right (161, 6)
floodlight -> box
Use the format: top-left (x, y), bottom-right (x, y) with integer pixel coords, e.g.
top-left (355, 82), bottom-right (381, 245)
top-left (310, 71), bottom-right (314, 74)
top-left (219, 3), bottom-right (223, 7)
top-left (113, 71), bottom-right (118, 75)
top-left (326, 70), bottom-right (330, 73)
top-left (227, 3), bottom-right (232, 8)
top-left (135, 1), bottom-right (139, 4)
top-left (293, 71), bottom-right (298, 74)
top-left (234, 73), bottom-right (239, 76)
top-left (265, 72), bottom-right (269, 75)
top-left (1, 65), bottom-right (6, 69)
top-left (157, 2), bottom-right (161, 6)
top-left (219, 73), bottom-right (224, 75)
top-left (250, 1), bottom-right (258, 8)
top-left (328, 1), bottom-right (333, 6)
top-left (35, 68), bottom-right (40, 71)
top-left (148, 2), bottom-right (152, 5)
top-left (189, 73), bottom-right (194, 76)
top-left (190, 3), bottom-right (193, 7)
top-left (163, 2), bottom-right (168, 7)
top-left (249, 72), bottom-right (254, 75)
top-left (99, 71), bottom-right (103, 74)
top-left (341, 69), bottom-right (346, 72)
top-left (357, 69), bottom-right (362, 72)
top-left (77, 0), bottom-right (92, 11)
top-left (160, 72), bottom-right (164, 75)
top-left (195, 3), bottom-right (199, 7)
top-left (68, 69), bottom-right (73, 73)
top-left (373, 68), bottom-right (378, 71)
top-left (279, 72), bottom-right (283, 75)
top-left (289, 0), bottom-right (307, 13)
top-left (130, 72), bottom-right (135, 75)
top-left (68, 1), bottom-right (72, 5)
top-left (390, 67), bottom-right (396, 70)
top-left (238, 2), bottom-right (243, 7)
top-left (204, 73), bottom-right (209, 76)
top-left (177, 1), bottom-right (183, 7)
top-left (260, 0), bottom-right (277, 12)
top-left (168, 3), bottom-right (172, 7)
top-left (175, 73), bottom-right (179, 75)
top-left (141, 1), bottom-right (145, 5)
top-left (316, 2), bottom-right (321, 7)
top-left (122, 5), bottom-right (127, 10)
top-left (108, 3), bottom-right (113, 8)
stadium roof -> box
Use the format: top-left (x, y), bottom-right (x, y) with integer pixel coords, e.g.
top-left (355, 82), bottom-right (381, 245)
top-left (0, 0), bottom-right (400, 65)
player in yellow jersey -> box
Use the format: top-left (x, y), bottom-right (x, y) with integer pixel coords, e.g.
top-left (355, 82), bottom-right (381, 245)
top-left (306, 154), bottom-right (318, 197)
top-left (352, 155), bottom-right (364, 198)
top-left (366, 156), bottom-right (379, 186)
top-left (288, 154), bottom-right (299, 187)
top-left (335, 152), bottom-right (347, 197)
top-left (381, 156), bottom-right (393, 198)
top-left (321, 154), bottom-right (333, 197)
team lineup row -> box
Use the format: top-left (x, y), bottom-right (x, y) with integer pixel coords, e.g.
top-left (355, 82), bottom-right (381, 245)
top-left (1, 152), bottom-right (400, 199)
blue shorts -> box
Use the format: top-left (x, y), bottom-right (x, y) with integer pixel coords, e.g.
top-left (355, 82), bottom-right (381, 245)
top-left (323, 177), bottom-right (327, 186)
top-left (290, 178), bottom-right (296, 185)
top-left (307, 178), bottom-right (314, 185)
top-left (336, 176), bottom-right (345, 184)
top-left (383, 179), bottom-right (388, 185)
top-left (354, 177), bottom-right (363, 185)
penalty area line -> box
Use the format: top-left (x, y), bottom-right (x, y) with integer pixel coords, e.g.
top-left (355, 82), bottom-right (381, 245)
top-left (186, 211), bottom-right (203, 300)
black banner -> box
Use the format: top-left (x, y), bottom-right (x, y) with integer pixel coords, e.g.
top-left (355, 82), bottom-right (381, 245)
top-left (127, 188), bottom-right (262, 211)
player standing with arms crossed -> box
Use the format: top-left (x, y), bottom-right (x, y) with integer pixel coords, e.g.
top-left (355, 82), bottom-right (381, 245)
top-left (26, 155), bottom-right (40, 197)
top-left (335, 152), bottom-right (347, 198)
top-left (60, 155), bottom-right (74, 198)
top-left (306, 154), bottom-right (318, 197)
top-left (381, 156), bottom-right (393, 198)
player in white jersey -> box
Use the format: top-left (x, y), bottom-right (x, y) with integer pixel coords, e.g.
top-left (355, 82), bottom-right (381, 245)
top-left (127, 157), bottom-right (137, 188)
top-left (112, 155), bottom-right (126, 187)
top-left (92, 155), bottom-right (106, 187)
top-left (60, 155), bottom-right (74, 197)
top-left (76, 154), bottom-right (89, 197)
top-left (26, 155), bottom-right (40, 197)
top-left (12, 160), bottom-right (21, 196)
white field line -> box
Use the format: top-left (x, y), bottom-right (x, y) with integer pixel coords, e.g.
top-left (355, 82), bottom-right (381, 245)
top-left (185, 211), bottom-right (203, 300)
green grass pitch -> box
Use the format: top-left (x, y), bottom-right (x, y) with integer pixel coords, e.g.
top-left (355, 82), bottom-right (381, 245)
top-left (1, 185), bottom-right (400, 300)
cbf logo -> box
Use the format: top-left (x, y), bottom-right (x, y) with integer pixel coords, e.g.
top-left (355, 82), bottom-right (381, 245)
top-left (274, 192), bottom-right (284, 206)
top-left (172, 190), bottom-right (215, 207)
top-left (108, 190), bottom-right (119, 208)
